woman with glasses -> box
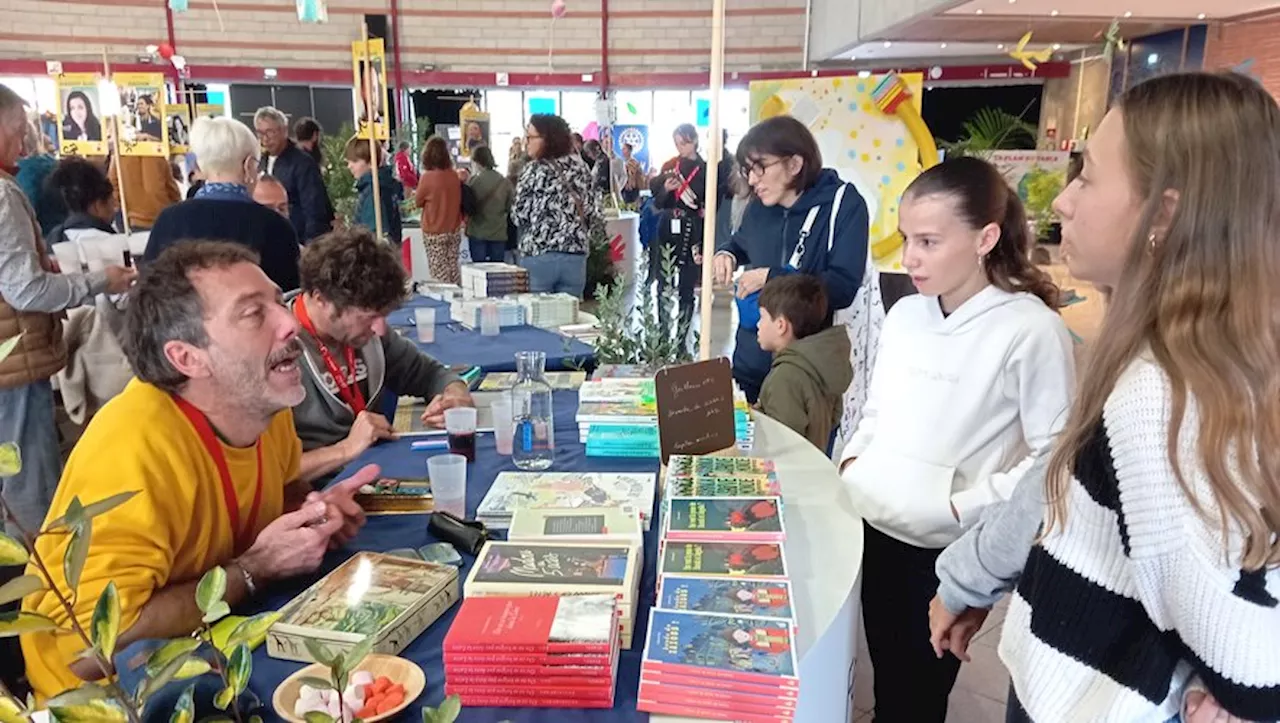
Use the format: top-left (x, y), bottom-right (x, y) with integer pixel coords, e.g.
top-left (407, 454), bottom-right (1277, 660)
top-left (649, 123), bottom-right (707, 340)
top-left (511, 114), bottom-right (601, 298)
top-left (712, 116), bottom-right (870, 403)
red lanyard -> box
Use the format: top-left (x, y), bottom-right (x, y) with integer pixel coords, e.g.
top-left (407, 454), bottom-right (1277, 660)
top-left (171, 394), bottom-right (263, 556)
top-left (675, 166), bottom-right (700, 200)
top-left (294, 296), bottom-right (366, 414)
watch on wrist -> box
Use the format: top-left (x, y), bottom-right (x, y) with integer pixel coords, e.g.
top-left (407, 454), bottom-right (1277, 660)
top-left (234, 559), bottom-right (258, 597)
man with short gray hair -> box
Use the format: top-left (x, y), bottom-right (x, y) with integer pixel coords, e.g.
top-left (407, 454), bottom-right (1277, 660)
top-left (254, 106), bottom-right (332, 242)
top-left (0, 83), bottom-right (134, 536)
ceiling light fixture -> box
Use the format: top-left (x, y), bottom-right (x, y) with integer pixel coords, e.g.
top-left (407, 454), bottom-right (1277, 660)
top-left (1197, 13), bottom-right (1206, 19)
top-left (858, 70), bottom-right (872, 78)
top-left (1050, 9), bottom-right (1059, 16)
top-left (997, 43), bottom-right (1005, 50)
top-left (976, 8), bottom-right (984, 14)
top-left (883, 40), bottom-right (892, 48)
top-left (1123, 10), bottom-right (1133, 17)
top-left (940, 42), bottom-right (948, 48)
top-left (1053, 43), bottom-right (1061, 50)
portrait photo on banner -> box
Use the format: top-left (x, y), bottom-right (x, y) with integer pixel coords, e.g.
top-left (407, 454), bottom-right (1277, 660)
top-left (352, 37), bottom-right (389, 141)
top-left (115, 73), bottom-right (168, 156)
top-left (56, 73), bottom-right (107, 156)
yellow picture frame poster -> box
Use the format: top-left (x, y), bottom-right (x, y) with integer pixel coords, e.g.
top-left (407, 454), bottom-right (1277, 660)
top-left (114, 73), bottom-right (168, 156)
top-left (459, 101), bottom-right (490, 160)
top-left (167, 101), bottom-right (193, 155)
top-left (352, 38), bottom-right (389, 141)
top-left (56, 73), bottom-right (107, 157)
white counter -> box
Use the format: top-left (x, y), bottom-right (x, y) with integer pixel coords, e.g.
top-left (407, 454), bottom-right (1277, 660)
top-left (652, 411), bottom-right (865, 723)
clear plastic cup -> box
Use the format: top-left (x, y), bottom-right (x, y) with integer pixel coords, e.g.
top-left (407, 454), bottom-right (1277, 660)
top-left (444, 407), bottom-right (478, 461)
top-left (414, 307), bottom-right (436, 344)
top-left (427, 453), bottom-right (467, 518)
top-left (491, 394), bottom-right (515, 456)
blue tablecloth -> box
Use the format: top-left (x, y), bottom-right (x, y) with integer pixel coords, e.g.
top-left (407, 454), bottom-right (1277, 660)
top-left (395, 324), bottom-right (594, 374)
top-left (249, 391), bottom-right (658, 722)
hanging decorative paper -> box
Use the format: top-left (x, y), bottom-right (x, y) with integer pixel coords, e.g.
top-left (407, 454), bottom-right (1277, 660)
top-left (298, 0), bottom-right (328, 23)
top-left (1007, 32), bottom-right (1053, 71)
top-left (547, 0), bottom-right (566, 72)
top-left (1101, 19), bottom-right (1126, 62)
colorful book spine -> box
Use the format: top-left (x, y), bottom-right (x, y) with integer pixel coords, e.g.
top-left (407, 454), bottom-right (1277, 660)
top-left (663, 496), bottom-right (786, 543)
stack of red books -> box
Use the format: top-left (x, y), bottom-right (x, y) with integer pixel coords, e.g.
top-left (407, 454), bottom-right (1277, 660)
top-left (442, 594), bottom-right (620, 709)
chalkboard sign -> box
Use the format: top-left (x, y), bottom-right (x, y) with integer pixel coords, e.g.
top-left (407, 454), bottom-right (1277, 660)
top-left (654, 358), bottom-right (736, 464)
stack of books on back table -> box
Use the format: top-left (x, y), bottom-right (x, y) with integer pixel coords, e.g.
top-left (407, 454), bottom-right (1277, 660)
top-left (450, 298), bottom-right (527, 329)
top-left (576, 378), bottom-right (756, 457)
top-left (638, 454), bottom-right (799, 722)
top-left (475, 471), bottom-right (658, 531)
top-left (416, 282), bottom-right (464, 302)
top-left (460, 262), bottom-right (530, 298)
top-left (516, 292), bottom-right (580, 329)
top-left (464, 539), bottom-right (642, 648)
top-left (443, 594), bottom-right (621, 708)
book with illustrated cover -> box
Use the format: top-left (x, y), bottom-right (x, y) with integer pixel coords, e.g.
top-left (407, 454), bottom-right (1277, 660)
top-left (664, 497), bottom-right (785, 542)
top-left (666, 476), bottom-right (781, 498)
top-left (658, 576), bottom-right (794, 620)
top-left (575, 400), bottom-right (657, 422)
top-left (577, 378), bottom-right (656, 403)
top-left (464, 541), bottom-right (639, 598)
top-left (477, 472), bottom-right (657, 530)
top-left (590, 364), bottom-right (652, 380)
top-left (659, 541), bottom-right (788, 578)
top-left (391, 397), bottom-right (433, 436)
top-left (640, 609), bottom-right (799, 689)
top-left (443, 595), bottom-right (617, 654)
top-left (639, 678), bottom-right (798, 715)
top-left (479, 371), bottom-right (586, 391)
top-left (507, 506), bottom-right (643, 544)
top-left (667, 455), bottom-right (778, 480)
top-left (267, 552), bottom-right (458, 663)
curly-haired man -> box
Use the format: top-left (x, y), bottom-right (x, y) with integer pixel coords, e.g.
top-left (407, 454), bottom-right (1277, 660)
top-left (292, 228), bottom-right (473, 484)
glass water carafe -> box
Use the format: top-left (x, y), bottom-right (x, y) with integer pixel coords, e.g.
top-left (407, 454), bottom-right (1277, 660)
top-left (511, 350), bottom-right (555, 470)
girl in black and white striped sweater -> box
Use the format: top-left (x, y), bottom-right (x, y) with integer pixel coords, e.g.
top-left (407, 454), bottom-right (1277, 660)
top-left (929, 72), bottom-right (1280, 722)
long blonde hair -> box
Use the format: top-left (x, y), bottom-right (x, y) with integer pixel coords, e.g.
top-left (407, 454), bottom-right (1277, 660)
top-left (1045, 72), bottom-right (1280, 570)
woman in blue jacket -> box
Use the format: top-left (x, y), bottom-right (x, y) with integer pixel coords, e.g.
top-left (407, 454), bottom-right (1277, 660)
top-left (713, 116), bottom-right (870, 402)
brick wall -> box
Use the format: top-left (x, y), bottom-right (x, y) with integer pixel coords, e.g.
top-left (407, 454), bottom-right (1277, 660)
top-left (0, 0), bottom-right (808, 79)
top-left (1204, 15), bottom-right (1280, 97)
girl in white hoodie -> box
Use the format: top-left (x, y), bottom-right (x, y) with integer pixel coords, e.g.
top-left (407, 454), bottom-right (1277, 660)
top-left (840, 156), bottom-right (1075, 722)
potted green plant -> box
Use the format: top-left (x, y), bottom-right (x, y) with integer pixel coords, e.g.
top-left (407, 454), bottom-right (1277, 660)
top-left (591, 246), bottom-right (697, 372)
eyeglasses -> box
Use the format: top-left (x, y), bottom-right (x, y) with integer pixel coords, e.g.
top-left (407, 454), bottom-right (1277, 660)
top-left (740, 157), bottom-right (783, 180)
top-left (526, 132), bottom-right (542, 140)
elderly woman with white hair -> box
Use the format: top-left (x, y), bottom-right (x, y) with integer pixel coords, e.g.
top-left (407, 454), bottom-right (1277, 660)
top-left (145, 116), bottom-right (301, 290)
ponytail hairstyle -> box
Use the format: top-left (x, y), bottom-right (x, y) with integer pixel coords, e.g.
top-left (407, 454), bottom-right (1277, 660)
top-left (903, 156), bottom-right (1060, 310)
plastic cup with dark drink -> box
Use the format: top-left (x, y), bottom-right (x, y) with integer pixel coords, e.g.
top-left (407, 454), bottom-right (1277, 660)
top-left (445, 407), bottom-right (478, 462)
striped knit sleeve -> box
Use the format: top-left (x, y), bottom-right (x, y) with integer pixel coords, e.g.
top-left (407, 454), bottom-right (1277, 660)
top-left (1103, 359), bottom-right (1280, 721)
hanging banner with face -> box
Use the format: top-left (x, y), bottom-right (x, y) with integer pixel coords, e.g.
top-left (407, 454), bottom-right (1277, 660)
top-left (351, 38), bottom-right (389, 141)
top-left (459, 101), bottom-right (490, 162)
top-left (613, 124), bottom-right (650, 173)
top-left (166, 102), bottom-right (193, 155)
top-left (114, 73), bottom-right (168, 156)
top-left (57, 73), bottom-right (107, 157)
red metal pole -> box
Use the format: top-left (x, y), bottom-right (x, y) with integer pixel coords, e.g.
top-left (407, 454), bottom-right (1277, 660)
top-left (389, 0), bottom-right (407, 125)
top-left (600, 0), bottom-right (610, 93)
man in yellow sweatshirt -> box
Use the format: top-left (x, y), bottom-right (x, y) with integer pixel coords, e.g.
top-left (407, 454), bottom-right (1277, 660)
top-left (20, 241), bottom-right (379, 700)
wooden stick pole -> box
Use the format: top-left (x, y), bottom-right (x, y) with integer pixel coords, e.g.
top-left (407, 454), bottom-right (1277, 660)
top-left (103, 47), bottom-right (132, 236)
top-left (698, 0), bottom-right (726, 360)
top-left (361, 23), bottom-right (384, 241)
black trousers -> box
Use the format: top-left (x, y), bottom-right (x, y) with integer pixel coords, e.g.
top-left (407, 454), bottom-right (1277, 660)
top-left (861, 521), bottom-right (962, 723)
top-left (1006, 686), bottom-right (1032, 723)
top-left (647, 236), bottom-right (698, 337)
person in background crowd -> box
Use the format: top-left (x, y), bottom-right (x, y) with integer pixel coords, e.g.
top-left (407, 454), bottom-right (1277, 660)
top-left (147, 117), bottom-right (300, 291)
top-left (839, 157), bottom-right (1073, 723)
top-left (16, 119), bottom-right (65, 236)
top-left (931, 71), bottom-right (1280, 723)
top-left (62, 91), bottom-right (102, 143)
top-left (583, 139), bottom-right (610, 193)
top-left (44, 157), bottom-right (118, 247)
top-left (717, 129), bottom-right (736, 204)
top-left (255, 107), bottom-right (331, 243)
top-left (456, 167), bottom-right (471, 184)
top-left (293, 117), bottom-right (324, 166)
top-left (0, 84), bottom-right (135, 537)
top-left (414, 135), bottom-right (464, 284)
top-left (19, 242), bottom-right (378, 712)
top-left (288, 229), bottom-right (474, 485)
top-left (393, 141), bottom-right (419, 189)
top-left (571, 132), bottom-right (585, 158)
top-left (507, 137), bottom-right (528, 186)
top-left (107, 153), bottom-right (181, 231)
top-left (713, 116), bottom-right (870, 403)
top-left (512, 114), bottom-right (601, 298)
top-left (345, 136), bottom-right (403, 248)
top-left (185, 167), bottom-right (204, 201)
top-left (135, 95), bottom-right (162, 140)
top-left (649, 123), bottom-right (706, 338)
top-left (620, 142), bottom-right (644, 205)
top-left (251, 175), bottom-right (291, 219)
top-left (467, 145), bottom-right (513, 263)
